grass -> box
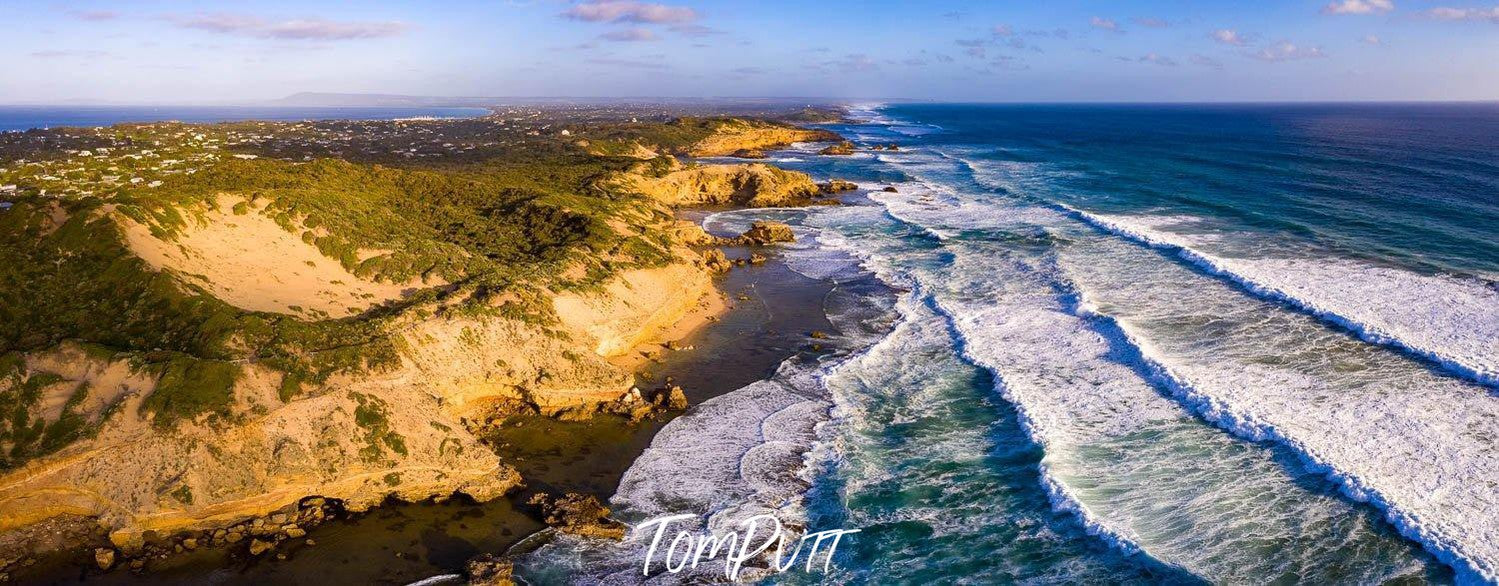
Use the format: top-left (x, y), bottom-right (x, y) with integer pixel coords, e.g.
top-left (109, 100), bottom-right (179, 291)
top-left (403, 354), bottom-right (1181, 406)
top-left (140, 356), bottom-right (240, 428)
top-left (350, 392), bottom-right (408, 463)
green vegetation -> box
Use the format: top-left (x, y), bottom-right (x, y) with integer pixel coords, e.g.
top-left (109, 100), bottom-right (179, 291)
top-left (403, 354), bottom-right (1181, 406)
top-left (0, 357), bottom-right (97, 468)
top-left (350, 392), bottom-right (407, 463)
top-left (140, 357), bottom-right (240, 428)
top-left (169, 484), bottom-right (194, 505)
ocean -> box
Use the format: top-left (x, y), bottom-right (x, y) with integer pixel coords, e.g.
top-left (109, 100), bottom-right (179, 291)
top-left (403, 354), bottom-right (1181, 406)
top-left (515, 103), bottom-right (1497, 584)
top-left (0, 105), bottom-right (490, 131)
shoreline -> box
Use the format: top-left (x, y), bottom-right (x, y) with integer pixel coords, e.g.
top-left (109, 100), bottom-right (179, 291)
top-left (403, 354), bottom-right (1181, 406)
top-left (13, 215), bottom-right (838, 585)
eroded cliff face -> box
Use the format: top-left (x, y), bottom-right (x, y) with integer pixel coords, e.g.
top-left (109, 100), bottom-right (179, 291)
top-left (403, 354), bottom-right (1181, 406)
top-left (680, 121), bottom-right (840, 157)
top-left (0, 199), bottom-right (721, 553)
top-left (611, 162), bottom-right (823, 207)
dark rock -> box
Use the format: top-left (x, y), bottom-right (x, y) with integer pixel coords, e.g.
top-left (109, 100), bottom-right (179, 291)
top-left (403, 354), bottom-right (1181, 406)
top-left (819, 179), bottom-right (857, 194)
top-left (882, 186), bottom-right (899, 192)
top-left (466, 554), bottom-right (515, 586)
top-left (740, 221), bottom-right (795, 245)
top-left (666, 386), bottom-right (689, 410)
top-left (248, 538), bottom-right (274, 556)
top-left (699, 249), bottom-right (732, 273)
top-left (94, 548), bottom-right (116, 571)
top-left (528, 493), bottom-right (627, 540)
top-left (819, 141), bottom-right (855, 156)
top-left (728, 148), bottom-right (767, 159)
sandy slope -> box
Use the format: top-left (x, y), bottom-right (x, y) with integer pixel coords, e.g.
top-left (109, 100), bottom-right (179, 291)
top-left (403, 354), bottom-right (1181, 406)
top-left (122, 195), bottom-right (432, 318)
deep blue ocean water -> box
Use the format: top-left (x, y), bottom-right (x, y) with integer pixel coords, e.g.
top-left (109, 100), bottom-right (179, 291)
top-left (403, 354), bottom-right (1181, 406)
top-left (511, 104), bottom-right (1498, 585)
top-left (0, 105), bottom-right (489, 131)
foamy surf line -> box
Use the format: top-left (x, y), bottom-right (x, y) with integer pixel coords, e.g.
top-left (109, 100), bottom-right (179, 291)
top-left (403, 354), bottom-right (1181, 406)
top-left (1069, 297), bottom-right (1496, 583)
top-left (808, 229), bottom-right (1183, 573)
top-left (1056, 204), bottom-right (1499, 389)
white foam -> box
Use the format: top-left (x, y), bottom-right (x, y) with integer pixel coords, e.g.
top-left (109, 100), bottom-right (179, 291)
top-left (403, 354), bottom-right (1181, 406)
top-left (853, 140), bottom-right (1457, 582)
top-left (1062, 207), bottom-right (1499, 388)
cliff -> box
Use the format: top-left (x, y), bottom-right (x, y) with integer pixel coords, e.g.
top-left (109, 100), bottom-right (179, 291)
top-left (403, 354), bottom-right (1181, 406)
top-left (0, 150), bottom-right (724, 561)
top-left (678, 118), bottom-right (841, 157)
top-left (584, 116), bottom-right (841, 160)
top-left (610, 161), bottom-right (824, 207)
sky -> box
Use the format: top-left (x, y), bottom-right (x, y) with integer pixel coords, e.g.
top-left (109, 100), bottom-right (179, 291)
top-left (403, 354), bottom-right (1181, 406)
top-left (3, 0), bottom-right (1498, 104)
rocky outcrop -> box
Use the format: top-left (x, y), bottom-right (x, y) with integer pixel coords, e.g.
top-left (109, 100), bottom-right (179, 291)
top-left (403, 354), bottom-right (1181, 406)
top-left (819, 179), bottom-right (858, 194)
top-left (527, 493), bottom-right (626, 540)
top-left (682, 120), bottom-right (841, 157)
top-left (740, 221), bottom-right (796, 245)
top-left (466, 554), bottom-right (515, 586)
top-left (819, 141), bottom-right (855, 156)
top-left (728, 148), bottom-right (766, 159)
top-left (613, 163), bottom-right (824, 207)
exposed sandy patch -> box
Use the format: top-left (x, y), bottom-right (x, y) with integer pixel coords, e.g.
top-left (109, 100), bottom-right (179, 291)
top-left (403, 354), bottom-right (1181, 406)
top-left (25, 342), bottom-right (154, 424)
top-left (606, 284), bottom-right (726, 373)
top-left (554, 263), bottom-right (717, 358)
top-left (121, 195), bottom-right (434, 318)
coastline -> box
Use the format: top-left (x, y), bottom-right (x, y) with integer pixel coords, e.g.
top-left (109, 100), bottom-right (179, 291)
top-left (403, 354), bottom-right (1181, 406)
top-left (0, 108), bottom-right (853, 583)
top-left (11, 213), bottom-right (839, 585)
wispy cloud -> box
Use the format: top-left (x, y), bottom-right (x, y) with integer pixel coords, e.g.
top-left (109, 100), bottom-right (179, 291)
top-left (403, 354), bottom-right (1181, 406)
top-left (1322, 0), bottom-right (1395, 15)
top-left (1250, 41), bottom-right (1327, 62)
top-left (68, 10), bottom-right (119, 21)
top-left (992, 24), bottom-right (1014, 36)
top-left (829, 53), bottom-right (878, 72)
top-left (1090, 17), bottom-right (1122, 32)
top-left (1133, 17), bottom-right (1170, 28)
top-left (31, 49), bottom-right (110, 59)
top-left (1212, 29), bottom-right (1247, 45)
top-left (586, 57), bottom-right (668, 69)
top-left (1191, 54), bottom-right (1224, 68)
top-left (1422, 6), bottom-right (1499, 22)
top-left (563, 1), bottom-right (697, 24)
top-left (1361, 34), bottom-right (1384, 44)
top-left (172, 13), bottom-right (408, 40)
top-left (1137, 53), bottom-right (1178, 66)
top-left (600, 27), bottom-right (659, 41)
top-left (730, 66), bottom-right (766, 75)
top-left (669, 24), bottom-right (720, 37)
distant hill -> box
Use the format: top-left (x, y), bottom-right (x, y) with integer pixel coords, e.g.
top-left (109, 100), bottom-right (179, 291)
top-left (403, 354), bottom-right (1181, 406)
top-left (268, 92), bottom-right (881, 109)
top-left (268, 92), bottom-right (500, 108)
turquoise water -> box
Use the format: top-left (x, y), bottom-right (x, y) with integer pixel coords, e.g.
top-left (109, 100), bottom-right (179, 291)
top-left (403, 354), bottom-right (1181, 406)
top-left (517, 104), bottom-right (1496, 584)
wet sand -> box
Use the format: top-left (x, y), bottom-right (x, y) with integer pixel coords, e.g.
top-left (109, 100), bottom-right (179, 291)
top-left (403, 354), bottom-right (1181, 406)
top-left (23, 243), bottom-right (834, 585)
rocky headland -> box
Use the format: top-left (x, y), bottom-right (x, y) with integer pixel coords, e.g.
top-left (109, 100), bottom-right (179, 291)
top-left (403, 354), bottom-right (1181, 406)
top-left (0, 109), bottom-right (850, 578)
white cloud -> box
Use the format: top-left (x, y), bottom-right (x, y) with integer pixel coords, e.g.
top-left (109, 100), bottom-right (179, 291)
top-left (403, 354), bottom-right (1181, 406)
top-left (600, 27), bottom-right (659, 42)
top-left (1422, 6), bottom-right (1499, 22)
top-left (174, 13), bottom-right (408, 40)
top-left (1250, 41), bottom-right (1327, 62)
top-left (1137, 53), bottom-right (1178, 66)
top-left (69, 10), bottom-right (120, 21)
top-left (1212, 29), bottom-right (1246, 45)
top-left (1361, 34), bottom-right (1383, 44)
top-left (1090, 17), bottom-right (1121, 32)
top-left (30, 49), bottom-right (111, 59)
top-left (586, 57), bottom-right (668, 69)
top-left (563, 1), bottom-right (697, 24)
top-left (1322, 0), bottom-right (1395, 15)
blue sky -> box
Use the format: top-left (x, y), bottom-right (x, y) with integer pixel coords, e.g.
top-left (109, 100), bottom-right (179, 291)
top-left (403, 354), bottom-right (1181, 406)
top-left (4, 0), bottom-right (1497, 103)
